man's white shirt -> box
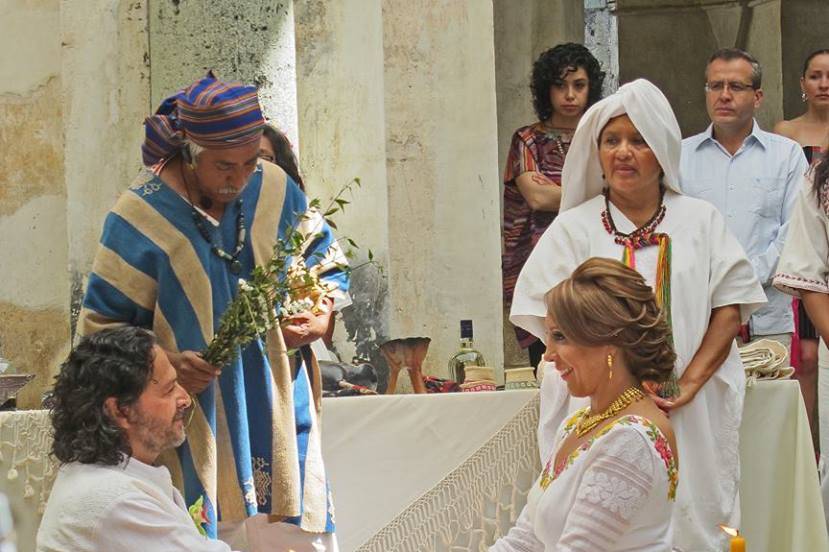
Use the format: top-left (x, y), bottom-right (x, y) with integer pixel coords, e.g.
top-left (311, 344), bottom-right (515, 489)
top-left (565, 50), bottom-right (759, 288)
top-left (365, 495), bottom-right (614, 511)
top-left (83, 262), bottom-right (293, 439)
top-left (680, 121), bottom-right (808, 335)
top-left (37, 458), bottom-right (235, 552)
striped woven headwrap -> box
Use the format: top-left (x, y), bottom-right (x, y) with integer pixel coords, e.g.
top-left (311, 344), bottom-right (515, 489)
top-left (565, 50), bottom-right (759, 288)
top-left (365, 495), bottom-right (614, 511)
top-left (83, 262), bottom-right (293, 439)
top-left (142, 71), bottom-right (266, 166)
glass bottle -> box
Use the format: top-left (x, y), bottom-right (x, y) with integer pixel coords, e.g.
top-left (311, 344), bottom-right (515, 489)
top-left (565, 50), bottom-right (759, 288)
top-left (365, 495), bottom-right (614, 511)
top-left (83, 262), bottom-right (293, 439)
top-left (447, 320), bottom-right (486, 383)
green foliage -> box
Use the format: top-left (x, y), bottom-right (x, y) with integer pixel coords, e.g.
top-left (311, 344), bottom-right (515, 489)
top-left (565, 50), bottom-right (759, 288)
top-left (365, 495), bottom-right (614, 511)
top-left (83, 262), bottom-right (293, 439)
top-left (202, 177), bottom-right (377, 367)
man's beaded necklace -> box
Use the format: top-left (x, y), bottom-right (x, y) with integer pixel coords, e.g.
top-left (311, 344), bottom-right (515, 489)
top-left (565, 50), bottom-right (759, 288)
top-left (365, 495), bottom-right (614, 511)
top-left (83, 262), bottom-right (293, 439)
top-left (181, 162), bottom-right (247, 275)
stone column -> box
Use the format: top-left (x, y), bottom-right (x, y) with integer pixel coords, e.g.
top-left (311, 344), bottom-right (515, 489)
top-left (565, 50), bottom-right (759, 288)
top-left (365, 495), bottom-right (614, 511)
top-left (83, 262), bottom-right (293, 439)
top-left (61, 0), bottom-right (151, 337)
top-left (381, 0), bottom-right (504, 384)
top-left (0, 0), bottom-right (70, 408)
top-left (294, 1), bottom-right (392, 386)
top-left (149, 0), bottom-right (299, 143)
top-left (585, 0), bottom-right (619, 96)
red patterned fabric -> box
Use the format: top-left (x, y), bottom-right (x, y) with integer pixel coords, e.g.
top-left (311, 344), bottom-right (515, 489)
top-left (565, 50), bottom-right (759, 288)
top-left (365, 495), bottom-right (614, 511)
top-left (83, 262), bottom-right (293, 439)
top-left (502, 123), bottom-right (571, 347)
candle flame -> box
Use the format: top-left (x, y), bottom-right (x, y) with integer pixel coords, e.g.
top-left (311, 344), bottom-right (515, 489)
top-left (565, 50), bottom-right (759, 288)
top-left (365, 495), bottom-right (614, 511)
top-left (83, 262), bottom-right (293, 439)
top-left (719, 525), bottom-right (739, 537)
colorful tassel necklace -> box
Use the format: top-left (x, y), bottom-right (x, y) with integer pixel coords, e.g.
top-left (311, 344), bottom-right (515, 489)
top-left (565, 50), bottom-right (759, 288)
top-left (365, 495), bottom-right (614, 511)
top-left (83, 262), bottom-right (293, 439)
top-left (601, 187), bottom-right (679, 398)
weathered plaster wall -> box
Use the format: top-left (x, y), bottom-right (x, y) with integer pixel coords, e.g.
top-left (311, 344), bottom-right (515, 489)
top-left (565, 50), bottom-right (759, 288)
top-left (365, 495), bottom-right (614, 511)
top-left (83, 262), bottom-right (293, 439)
top-left (493, 0), bottom-right (584, 368)
top-left (294, 1), bottom-right (391, 388)
top-left (585, 0), bottom-right (619, 96)
top-left (150, 0), bottom-right (299, 144)
top-left (382, 0), bottom-right (504, 383)
top-left (743, 0), bottom-right (783, 131)
top-left (616, 0), bottom-right (784, 136)
top-left (1, 0), bottom-right (150, 410)
top-left (781, 1), bottom-right (829, 121)
top-left (62, 0), bottom-right (151, 336)
top-left (0, 0), bottom-right (70, 409)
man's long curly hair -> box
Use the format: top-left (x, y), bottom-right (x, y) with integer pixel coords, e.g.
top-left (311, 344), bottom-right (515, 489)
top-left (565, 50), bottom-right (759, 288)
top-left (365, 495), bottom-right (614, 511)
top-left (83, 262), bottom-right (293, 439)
top-left (531, 43), bottom-right (605, 122)
top-left (545, 257), bottom-right (676, 384)
top-left (50, 327), bottom-right (156, 465)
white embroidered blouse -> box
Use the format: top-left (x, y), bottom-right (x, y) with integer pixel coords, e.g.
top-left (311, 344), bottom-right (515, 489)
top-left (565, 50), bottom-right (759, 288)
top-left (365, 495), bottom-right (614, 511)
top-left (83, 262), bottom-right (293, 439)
top-left (774, 174), bottom-right (829, 297)
top-left (491, 413), bottom-right (678, 552)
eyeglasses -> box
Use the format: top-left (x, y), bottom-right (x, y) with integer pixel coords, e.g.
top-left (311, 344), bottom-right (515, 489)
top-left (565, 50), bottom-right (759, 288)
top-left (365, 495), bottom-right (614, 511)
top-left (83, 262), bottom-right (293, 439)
top-left (704, 80), bottom-right (756, 94)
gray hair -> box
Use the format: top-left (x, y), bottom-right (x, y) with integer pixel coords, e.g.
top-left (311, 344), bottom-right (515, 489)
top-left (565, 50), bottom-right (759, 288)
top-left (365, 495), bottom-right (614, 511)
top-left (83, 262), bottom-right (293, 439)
top-left (183, 140), bottom-right (206, 166)
top-left (707, 48), bottom-right (762, 89)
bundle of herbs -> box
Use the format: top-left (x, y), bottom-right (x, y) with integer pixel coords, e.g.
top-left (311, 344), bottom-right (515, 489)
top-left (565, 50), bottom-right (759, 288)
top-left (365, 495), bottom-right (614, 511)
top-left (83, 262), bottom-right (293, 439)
top-left (202, 178), bottom-right (373, 367)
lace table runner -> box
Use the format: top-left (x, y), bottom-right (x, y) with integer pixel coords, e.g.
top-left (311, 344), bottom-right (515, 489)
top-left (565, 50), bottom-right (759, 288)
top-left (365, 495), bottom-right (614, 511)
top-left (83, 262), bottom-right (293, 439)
top-left (357, 394), bottom-right (541, 552)
top-left (0, 410), bottom-right (56, 551)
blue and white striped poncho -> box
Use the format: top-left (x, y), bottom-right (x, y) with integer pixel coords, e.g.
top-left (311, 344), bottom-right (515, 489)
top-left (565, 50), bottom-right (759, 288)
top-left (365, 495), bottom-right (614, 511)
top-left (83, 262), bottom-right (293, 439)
top-left (78, 161), bottom-right (348, 536)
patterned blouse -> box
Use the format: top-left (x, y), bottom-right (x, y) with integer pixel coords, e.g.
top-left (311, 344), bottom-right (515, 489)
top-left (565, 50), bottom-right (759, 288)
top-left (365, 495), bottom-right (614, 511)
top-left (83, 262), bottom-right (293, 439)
top-left (503, 123), bottom-right (572, 346)
top-left (542, 409), bottom-right (679, 501)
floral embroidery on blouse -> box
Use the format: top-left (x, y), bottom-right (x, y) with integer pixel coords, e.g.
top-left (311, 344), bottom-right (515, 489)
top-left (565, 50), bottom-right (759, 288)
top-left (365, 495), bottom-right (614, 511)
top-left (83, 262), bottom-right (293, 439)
top-left (540, 409), bottom-right (679, 501)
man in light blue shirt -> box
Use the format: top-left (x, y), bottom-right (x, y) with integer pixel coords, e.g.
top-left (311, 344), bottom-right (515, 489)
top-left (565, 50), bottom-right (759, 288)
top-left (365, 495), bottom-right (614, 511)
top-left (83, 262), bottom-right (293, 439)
top-left (680, 48), bottom-right (808, 355)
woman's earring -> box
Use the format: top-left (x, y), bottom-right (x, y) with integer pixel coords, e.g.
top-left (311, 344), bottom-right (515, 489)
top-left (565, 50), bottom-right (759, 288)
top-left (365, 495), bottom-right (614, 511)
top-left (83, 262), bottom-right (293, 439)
top-left (607, 353), bottom-right (613, 381)
top-left (802, 92), bottom-right (808, 102)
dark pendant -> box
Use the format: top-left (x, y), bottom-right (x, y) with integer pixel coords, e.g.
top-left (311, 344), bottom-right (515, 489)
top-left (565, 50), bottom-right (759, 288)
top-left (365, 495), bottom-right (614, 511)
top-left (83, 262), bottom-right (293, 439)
top-left (230, 260), bottom-right (242, 275)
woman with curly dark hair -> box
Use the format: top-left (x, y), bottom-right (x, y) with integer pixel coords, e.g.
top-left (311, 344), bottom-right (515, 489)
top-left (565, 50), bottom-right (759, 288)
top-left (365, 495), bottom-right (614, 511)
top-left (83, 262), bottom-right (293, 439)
top-left (503, 43), bottom-right (604, 369)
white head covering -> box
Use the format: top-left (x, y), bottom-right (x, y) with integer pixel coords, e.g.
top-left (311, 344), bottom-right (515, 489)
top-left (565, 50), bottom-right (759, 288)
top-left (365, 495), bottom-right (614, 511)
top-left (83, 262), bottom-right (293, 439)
top-left (559, 78), bottom-right (682, 212)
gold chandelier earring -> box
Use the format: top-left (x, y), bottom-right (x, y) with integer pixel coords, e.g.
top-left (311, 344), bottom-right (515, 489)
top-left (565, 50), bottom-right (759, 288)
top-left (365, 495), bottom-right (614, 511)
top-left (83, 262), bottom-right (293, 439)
top-left (607, 353), bottom-right (613, 381)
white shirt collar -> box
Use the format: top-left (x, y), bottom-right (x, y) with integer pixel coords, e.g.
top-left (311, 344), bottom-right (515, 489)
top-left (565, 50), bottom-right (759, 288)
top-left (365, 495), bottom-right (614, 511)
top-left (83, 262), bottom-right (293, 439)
top-left (699, 119), bottom-right (767, 152)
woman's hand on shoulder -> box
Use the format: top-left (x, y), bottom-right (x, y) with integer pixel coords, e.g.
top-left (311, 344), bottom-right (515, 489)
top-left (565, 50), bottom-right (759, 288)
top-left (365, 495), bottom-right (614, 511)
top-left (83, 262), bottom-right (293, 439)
top-left (642, 380), bottom-right (700, 413)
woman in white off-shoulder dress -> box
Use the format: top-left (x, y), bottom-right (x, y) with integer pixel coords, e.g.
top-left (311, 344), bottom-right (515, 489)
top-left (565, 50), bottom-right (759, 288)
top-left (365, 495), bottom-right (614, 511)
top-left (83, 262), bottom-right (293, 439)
top-left (493, 257), bottom-right (679, 551)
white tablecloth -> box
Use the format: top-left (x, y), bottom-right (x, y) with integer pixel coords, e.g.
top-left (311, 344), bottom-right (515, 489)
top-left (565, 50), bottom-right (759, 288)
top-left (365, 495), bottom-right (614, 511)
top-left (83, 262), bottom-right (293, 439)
top-left (322, 381), bottom-right (829, 551)
top-left (739, 380), bottom-right (828, 552)
top-left (322, 390), bottom-right (540, 551)
top-left (1, 381), bottom-right (827, 552)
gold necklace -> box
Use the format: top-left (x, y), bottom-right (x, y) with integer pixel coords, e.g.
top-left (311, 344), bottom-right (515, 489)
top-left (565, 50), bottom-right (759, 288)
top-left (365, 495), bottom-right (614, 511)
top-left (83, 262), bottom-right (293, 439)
top-left (575, 387), bottom-right (644, 437)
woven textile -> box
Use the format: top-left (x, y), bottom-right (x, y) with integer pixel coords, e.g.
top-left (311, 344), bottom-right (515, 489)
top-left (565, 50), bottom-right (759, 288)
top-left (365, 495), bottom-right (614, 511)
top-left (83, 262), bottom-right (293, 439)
top-left (142, 71), bottom-right (266, 166)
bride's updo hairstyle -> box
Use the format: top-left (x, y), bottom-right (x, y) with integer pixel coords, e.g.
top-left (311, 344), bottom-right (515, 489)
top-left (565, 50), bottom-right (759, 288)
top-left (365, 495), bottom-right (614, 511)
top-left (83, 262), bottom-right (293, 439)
top-left (544, 257), bottom-right (676, 383)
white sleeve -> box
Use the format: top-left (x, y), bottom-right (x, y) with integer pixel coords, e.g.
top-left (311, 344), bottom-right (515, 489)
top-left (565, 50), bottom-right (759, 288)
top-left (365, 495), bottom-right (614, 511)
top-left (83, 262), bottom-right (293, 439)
top-left (557, 428), bottom-right (658, 552)
top-left (774, 175), bottom-right (829, 297)
top-left (510, 215), bottom-right (586, 340)
top-left (489, 502), bottom-right (544, 552)
top-left (706, 205), bottom-right (767, 323)
top-left (97, 493), bottom-right (235, 552)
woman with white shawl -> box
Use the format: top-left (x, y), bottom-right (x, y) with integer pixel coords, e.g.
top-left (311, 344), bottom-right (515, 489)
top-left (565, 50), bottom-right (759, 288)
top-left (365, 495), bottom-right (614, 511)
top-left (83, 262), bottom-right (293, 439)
top-left (500, 79), bottom-right (765, 551)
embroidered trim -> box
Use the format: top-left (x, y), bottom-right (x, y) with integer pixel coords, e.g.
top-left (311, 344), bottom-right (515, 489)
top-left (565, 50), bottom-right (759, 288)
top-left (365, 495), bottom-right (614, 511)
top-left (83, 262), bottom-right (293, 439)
top-left (541, 411), bottom-right (678, 501)
top-left (252, 456), bottom-right (272, 507)
top-left (773, 273), bottom-right (829, 294)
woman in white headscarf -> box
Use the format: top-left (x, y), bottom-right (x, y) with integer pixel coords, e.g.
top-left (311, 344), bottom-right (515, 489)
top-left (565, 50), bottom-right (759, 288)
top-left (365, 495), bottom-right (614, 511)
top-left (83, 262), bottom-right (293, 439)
top-left (501, 79), bottom-right (765, 551)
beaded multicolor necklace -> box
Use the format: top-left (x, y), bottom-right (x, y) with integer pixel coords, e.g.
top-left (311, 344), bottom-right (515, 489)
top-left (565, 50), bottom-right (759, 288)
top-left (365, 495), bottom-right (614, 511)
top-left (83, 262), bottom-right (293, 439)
top-left (601, 187), bottom-right (679, 398)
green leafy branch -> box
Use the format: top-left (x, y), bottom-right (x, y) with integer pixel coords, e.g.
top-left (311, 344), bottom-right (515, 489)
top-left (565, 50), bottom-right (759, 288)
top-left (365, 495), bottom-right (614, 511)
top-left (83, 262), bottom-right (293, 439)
top-left (202, 178), bottom-right (377, 368)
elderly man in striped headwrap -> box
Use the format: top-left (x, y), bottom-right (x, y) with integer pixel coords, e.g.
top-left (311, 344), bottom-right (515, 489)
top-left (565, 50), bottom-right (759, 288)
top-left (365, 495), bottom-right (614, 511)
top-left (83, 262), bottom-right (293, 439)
top-left (77, 72), bottom-right (348, 551)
